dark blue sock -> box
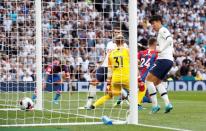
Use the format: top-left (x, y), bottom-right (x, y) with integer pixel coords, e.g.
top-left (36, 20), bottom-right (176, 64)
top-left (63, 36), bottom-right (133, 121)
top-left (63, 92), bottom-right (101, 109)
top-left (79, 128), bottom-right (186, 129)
top-left (143, 96), bottom-right (151, 103)
top-left (54, 84), bottom-right (62, 101)
top-left (32, 94), bottom-right (37, 101)
top-left (54, 93), bottom-right (60, 101)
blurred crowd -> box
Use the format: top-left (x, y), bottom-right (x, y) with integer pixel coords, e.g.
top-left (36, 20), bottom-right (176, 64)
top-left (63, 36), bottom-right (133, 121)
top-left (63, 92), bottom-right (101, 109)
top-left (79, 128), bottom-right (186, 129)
top-left (137, 0), bottom-right (206, 80)
top-left (0, 0), bottom-right (205, 82)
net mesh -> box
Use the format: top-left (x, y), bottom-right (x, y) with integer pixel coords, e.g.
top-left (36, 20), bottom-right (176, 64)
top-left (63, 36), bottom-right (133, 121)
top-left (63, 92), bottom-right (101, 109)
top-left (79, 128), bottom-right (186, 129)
top-left (0, 0), bottom-right (130, 126)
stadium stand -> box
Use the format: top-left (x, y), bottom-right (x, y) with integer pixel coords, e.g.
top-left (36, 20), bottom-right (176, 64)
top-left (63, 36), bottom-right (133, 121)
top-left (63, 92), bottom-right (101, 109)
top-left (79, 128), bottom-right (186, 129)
top-left (0, 0), bottom-right (205, 82)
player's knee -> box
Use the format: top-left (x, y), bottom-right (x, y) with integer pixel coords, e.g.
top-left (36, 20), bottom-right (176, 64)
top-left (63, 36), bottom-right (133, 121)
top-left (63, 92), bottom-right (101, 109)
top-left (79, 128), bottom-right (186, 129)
top-left (146, 73), bottom-right (159, 83)
top-left (145, 73), bottom-right (153, 81)
top-left (111, 90), bottom-right (121, 96)
top-left (154, 80), bottom-right (161, 86)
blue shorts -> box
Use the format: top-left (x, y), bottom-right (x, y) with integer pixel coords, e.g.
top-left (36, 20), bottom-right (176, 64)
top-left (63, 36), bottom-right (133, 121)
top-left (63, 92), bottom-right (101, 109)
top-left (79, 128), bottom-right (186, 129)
top-left (149, 59), bottom-right (173, 80)
top-left (96, 67), bottom-right (108, 82)
top-left (47, 74), bottom-right (61, 83)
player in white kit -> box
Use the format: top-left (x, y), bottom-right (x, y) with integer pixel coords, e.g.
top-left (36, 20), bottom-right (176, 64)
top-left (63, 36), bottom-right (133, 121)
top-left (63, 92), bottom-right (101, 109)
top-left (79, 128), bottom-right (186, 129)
top-left (145, 15), bottom-right (173, 113)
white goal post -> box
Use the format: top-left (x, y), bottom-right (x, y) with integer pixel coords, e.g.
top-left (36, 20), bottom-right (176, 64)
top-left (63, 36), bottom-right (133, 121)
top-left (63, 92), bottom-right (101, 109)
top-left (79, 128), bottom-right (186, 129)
top-left (35, 0), bottom-right (43, 110)
top-left (128, 0), bottom-right (138, 125)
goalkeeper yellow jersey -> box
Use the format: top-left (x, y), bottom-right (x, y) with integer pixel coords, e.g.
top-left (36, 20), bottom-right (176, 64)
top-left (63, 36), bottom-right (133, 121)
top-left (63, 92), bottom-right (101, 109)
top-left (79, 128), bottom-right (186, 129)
top-left (108, 47), bottom-right (130, 84)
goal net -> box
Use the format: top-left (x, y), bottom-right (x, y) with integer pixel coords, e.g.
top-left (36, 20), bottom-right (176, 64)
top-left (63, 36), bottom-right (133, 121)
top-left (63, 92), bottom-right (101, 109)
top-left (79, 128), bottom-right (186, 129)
top-left (0, 0), bottom-right (137, 126)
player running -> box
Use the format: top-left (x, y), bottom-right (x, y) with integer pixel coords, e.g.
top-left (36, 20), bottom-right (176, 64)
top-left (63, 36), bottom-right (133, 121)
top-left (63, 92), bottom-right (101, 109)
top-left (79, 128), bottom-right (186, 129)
top-left (89, 34), bottom-right (129, 109)
top-left (145, 15), bottom-right (173, 113)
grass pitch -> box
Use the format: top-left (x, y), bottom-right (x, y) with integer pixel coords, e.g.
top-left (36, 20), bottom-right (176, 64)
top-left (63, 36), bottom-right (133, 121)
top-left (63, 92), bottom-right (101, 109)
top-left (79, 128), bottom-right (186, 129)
top-left (0, 91), bottom-right (206, 131)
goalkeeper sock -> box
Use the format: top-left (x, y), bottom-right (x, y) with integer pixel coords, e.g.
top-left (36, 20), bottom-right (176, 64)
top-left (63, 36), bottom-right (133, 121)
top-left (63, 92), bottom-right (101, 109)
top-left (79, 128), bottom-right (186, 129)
top-left (93, 94), bottom-right (112, 107)
top-left (54, 89), bottom-right (61, 101)
top-left (156, 82), bottom-right (170, 106)
top-left (145, 80), bottom-right (158, 107)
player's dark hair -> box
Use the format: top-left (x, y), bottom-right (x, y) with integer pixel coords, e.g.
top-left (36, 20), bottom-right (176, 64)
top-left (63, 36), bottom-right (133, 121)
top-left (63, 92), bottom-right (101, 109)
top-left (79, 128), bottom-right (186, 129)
top-left (149, 15), bottom-right (162, 23)
top-left (148, 38), bottom-right (157, 46)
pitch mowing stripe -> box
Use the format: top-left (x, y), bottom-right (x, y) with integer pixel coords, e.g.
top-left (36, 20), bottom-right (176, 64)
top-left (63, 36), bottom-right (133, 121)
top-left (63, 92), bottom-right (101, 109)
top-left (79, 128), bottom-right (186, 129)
top-left (138, 123), bottom-right (192, 131)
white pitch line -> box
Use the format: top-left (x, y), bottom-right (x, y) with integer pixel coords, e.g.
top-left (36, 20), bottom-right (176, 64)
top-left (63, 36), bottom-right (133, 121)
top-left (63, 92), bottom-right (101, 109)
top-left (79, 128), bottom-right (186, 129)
top-left (0, 122), bottom-right (104, 127)
top-left (0, 108), bottom-right (20, 111)
top-left (138, 123), bottom-right (192, 131)
top-left (0, 103), bottom-right (194, 130)
top-left (45, 108), bottom-right (125, 123)
top-left (0, 107), bottom-right (193, 131)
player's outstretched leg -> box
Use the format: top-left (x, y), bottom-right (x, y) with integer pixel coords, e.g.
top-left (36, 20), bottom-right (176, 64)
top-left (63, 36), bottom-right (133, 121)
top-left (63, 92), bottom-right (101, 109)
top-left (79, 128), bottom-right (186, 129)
top-left (91, 94), bottom-right (112, 109)
top-left (156, 82), bottom-right (173, 113)
top-left (90, 84), bottom-right (119, 110)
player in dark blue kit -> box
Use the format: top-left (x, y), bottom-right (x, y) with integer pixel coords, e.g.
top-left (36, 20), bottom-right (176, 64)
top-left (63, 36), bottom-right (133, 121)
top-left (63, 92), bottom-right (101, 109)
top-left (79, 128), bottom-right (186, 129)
top-left (138, 38), bottom-right (158, 106)
top-left (32, 59), bottom-right (69, 104)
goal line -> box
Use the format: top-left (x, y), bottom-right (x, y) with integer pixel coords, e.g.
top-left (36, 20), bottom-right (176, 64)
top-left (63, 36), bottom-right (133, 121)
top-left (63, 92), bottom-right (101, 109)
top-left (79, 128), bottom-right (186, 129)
top-left (0, 104), bottom-right (191, 131)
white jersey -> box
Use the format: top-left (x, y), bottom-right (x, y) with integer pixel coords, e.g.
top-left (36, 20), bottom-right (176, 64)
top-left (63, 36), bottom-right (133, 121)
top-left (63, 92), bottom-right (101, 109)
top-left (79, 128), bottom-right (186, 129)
top-left (157, 26), bottom-right (174, 61)
top-left (101, 41), bottom-right (128, 67)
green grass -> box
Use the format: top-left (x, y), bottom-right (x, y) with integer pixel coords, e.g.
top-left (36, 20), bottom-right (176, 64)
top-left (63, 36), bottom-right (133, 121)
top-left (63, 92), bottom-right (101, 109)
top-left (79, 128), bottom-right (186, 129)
top-left (0, 91), bottom-right (206, 131)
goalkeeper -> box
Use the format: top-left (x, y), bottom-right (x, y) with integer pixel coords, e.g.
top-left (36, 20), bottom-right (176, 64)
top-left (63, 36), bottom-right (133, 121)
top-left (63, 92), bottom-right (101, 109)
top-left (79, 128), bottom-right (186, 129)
top-left (90, 34), bottom-right (130, 109)
top-left (113, 38), bottom-right (157, 109)
top-left (82, 27), bottom-right (128, 109)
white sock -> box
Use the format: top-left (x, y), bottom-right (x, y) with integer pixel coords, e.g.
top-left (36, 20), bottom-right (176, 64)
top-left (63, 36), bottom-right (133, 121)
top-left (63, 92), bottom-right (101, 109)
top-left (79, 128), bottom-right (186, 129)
top-left (85, 85), bottom-right (96, 107)
top-left (121, 88), bottom-right (129, 99)
top-left (145, 80), bottom-right (158, 107)
top-left (156, 82), bottom-right (170, 106)
top-left (85, 98), bottom-right (93, 108)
